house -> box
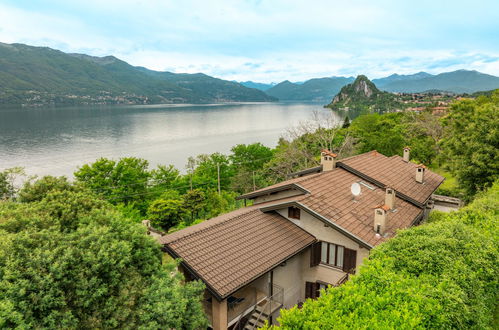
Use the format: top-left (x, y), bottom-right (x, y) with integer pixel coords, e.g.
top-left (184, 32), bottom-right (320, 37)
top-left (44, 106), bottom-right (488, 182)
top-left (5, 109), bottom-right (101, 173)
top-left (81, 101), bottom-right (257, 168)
top-left (159, 148), bottom-right (444, 330)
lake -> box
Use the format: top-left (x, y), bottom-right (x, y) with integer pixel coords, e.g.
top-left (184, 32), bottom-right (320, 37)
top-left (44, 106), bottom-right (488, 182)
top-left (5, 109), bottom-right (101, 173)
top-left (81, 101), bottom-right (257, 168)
top-left (0, 102), bottom-right (342, 178)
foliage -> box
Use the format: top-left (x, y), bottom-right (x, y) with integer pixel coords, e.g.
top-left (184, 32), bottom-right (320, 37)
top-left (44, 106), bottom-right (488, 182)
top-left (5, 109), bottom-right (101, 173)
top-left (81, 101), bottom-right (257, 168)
top-left (147, 198), bottom-right (186, 231)
top-left (349, 112), bottom-right (406, 156)
top-left (0, 167), bottom-right (24, 200)
top-left (267, 182), bottom-right (499, 329)
top-left (18, 175), bottom-right (78, 203)
top-left (182, 189), bottom-right (206, 224)
top-left (230, 143), bottom-right (274, 193)
top-left (74, 157), bottom-right (151, 211)
top-left (0, 191), bottom-right (207, 329)
top-left (440, 91), bottom-right (499, 197)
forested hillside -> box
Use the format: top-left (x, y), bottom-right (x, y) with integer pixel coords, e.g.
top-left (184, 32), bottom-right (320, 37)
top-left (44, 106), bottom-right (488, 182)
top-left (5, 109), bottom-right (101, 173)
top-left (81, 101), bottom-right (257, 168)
top-left (0, 42), bottom-right (275, 107)
top-left (265, 77), bottom-right (354, 102)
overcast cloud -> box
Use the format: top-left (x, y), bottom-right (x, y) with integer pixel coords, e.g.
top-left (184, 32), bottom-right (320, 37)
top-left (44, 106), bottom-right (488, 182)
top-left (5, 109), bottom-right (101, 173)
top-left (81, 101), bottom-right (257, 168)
top-left (1, 0), bottom-right (498, 82)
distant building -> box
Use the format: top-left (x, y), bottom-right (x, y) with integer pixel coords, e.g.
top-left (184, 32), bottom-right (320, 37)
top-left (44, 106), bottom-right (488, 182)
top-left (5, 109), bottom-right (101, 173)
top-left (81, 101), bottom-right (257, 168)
top-left (158, 148), bottom-right (444, 330)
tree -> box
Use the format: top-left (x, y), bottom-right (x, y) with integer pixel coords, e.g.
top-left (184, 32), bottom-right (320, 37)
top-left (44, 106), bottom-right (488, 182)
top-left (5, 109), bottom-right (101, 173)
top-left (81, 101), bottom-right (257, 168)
top-left (182, 189), bottom-right (206, 224)
top-left (264, 112), bottom-right (353, 181)
top-left (349, 112), bottom-right (406, 156)
top-left (147, 198), bottom-right (186, 231)
top-left (0, 167), bottom-right (24, 200)
top-left (342, 116), bottom-right (350, 128)
top-left (74, 157), bottom-right (151, 211)
top-left (230, 143), bottom-right (274, 193)
top-left (18, 175), bottom-right (77, 203)
top-left (440, 92), bottom-right (499, 197)
top-left (0, 191), bottom-right (207, 329)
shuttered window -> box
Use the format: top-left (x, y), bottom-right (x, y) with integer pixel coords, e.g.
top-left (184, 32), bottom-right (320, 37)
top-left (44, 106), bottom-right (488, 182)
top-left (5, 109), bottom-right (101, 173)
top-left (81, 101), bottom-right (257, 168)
top-left (318, 241), bottom-right (355, 272)
top-left (288, 206), bottom-right (301, 219)
top-left (342, 248), bottom-right (357, 274)
top-left (310, 242), bottom-right (322, 267)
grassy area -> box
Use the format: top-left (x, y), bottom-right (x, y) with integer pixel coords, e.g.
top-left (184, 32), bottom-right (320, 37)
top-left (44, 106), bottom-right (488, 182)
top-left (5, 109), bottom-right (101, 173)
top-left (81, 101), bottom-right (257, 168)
top-left (431, 167), bottom-right (464, 198)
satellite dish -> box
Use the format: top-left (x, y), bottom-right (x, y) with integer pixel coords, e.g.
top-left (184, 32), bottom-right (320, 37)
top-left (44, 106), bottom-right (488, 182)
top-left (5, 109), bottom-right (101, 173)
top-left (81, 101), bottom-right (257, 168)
top-left (351, 182), bottom-right (361, 197)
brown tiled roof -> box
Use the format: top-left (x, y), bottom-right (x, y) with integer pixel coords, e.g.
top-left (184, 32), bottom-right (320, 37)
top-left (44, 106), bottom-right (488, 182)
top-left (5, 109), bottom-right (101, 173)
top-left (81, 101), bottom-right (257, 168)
top-left (276, 168), bottom-right (422, 246)
top-left (339, 151), bottom-right (444, 205)
top-left (161, 150), bottom-right (440, 298)
top-left (161, 208), bottom-right (315, 299)
top-left (237, 173), bottom-right (319, 199)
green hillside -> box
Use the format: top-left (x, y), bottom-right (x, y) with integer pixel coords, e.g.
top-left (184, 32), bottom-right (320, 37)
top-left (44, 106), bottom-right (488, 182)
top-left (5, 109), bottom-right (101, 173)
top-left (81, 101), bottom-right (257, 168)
top-left (326, 75), bottom-right (402, 112)
top-left (266, 77), bottom-right (354, 101)
top-left (0, 42), bottom-right (275, 107)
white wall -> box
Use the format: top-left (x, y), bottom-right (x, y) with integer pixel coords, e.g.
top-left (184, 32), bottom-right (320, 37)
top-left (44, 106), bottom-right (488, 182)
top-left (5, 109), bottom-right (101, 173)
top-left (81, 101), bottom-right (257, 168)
top-left (275, 207), bottom-right (370, 297)
top-left (272, 250), bottom-right (306, 308)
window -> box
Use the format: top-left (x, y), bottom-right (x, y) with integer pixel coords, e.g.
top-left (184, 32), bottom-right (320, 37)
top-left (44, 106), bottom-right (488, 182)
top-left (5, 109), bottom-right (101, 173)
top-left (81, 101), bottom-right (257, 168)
top-left (310, 242), bottom-right (356, 273)
top-left (320, 241), bottom-right (344, 268)
top-left (288, 206), bottom-right (301, 219)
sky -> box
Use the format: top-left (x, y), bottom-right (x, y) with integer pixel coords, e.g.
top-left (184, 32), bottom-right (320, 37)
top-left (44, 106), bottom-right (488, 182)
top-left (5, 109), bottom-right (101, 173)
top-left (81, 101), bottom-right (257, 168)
top-left (1, 0), bottom-right (498, 83)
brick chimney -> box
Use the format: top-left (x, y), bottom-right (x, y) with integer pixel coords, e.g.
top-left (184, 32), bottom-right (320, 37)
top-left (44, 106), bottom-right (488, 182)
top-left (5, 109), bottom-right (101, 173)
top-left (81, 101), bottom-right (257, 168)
top-left (403, 147), bottom-right (410, 162)
top-left (374, 204), bottom-right (389, 235)
top-left (321, 149), bottom-right (337, 172)
top-left (416, 164), bottom-right (426, 183)
top-left (385, 187), bottom-right (395, 209)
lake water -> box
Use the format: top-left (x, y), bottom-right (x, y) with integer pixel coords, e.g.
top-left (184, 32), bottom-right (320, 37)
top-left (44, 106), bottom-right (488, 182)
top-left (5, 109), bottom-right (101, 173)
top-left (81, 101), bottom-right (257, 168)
top-left (0, 102), bottom-right (341, 178)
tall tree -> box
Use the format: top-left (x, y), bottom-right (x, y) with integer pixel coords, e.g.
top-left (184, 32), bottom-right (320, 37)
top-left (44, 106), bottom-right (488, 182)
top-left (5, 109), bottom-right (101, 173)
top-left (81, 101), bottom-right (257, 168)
top-left (74, 157), bottom-right (151, 211)
top-left (230, 143), bottom-right (274, 193)
top-left (441, 91), bottom-right (499, 197)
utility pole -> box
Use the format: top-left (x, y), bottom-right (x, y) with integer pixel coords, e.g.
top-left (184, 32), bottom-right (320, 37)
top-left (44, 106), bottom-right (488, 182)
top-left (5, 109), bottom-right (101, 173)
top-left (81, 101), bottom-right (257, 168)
top-left (217, 163), bottom-right (221, 195)
top-left (252, 171), bottom-right (256, 190)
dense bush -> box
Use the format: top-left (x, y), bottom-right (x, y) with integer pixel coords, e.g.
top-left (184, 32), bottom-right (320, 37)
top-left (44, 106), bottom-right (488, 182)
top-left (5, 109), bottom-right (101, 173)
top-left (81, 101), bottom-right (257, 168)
top-left (268, 182), bottom-right (499, 329)
top-left (0, 191), bottom-right (207, 329)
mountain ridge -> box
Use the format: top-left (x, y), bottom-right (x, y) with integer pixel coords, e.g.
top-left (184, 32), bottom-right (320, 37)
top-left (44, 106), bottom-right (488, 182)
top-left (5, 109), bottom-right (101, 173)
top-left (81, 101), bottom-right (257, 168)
top-left (244, 70), bottom-right (499, 101)
top-left (0, 42), bottom-right (276, 107)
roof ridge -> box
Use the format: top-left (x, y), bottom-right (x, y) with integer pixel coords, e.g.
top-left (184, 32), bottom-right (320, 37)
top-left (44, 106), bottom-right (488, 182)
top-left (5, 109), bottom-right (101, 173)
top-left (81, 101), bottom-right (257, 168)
top-left (163, 207), bottom-right (260, 244)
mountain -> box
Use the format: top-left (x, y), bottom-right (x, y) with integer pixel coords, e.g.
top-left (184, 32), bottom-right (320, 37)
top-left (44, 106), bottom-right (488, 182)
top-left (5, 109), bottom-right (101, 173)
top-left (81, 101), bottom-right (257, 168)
top-left (249, 70), bottom-right (499, 102)
top-left (239, 81), bottom-right (276, 91)
top-left (373, 72), bottom-right (433, 87)
top-left (326, 75), bottom-right (401, 112)
top-left (266, 77), bottom-right (354, 102)
top-left (0, 42), bottom-right (275, 107)
top-left (376, 70), bottom-right (499, 93)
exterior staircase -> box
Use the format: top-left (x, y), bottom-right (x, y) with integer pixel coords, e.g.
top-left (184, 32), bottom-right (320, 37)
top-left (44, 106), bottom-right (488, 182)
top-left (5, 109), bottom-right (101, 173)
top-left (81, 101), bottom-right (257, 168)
top-left (244, 300), bottom-right (270, 329)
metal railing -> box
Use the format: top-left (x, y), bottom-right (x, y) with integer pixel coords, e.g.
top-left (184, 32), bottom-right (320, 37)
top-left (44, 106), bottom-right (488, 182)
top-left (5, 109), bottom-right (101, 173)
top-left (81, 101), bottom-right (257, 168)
top-left (247, 284), bottom-right (284, 330)
top-left (232, 284), bottom-right (284, 330)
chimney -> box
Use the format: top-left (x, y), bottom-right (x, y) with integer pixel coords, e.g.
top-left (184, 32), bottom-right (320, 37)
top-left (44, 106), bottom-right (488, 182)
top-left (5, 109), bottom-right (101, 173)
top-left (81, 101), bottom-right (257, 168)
top-left (385, 187), bottom-right (395, 209)
top-left (141, 219), bottom-right (151, 228)
top-left (373, 205), bottom-right (389, 235)
top-left (403, 147), bottom-right (410, 162)
top-left (415, 164), bottom-right (426, 183)
top-left (321, 149), bottom-right (337, 172)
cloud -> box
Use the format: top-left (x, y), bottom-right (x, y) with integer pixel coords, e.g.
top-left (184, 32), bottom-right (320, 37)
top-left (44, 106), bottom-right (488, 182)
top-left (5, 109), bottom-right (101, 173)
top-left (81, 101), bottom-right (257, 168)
top-left (0, 0), bottom-right (498, 82)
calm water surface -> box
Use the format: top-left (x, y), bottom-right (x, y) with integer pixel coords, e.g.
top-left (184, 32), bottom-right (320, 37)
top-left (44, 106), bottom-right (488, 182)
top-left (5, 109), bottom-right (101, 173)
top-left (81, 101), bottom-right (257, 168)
top-left (0, 102), bottom-right (340, 178)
